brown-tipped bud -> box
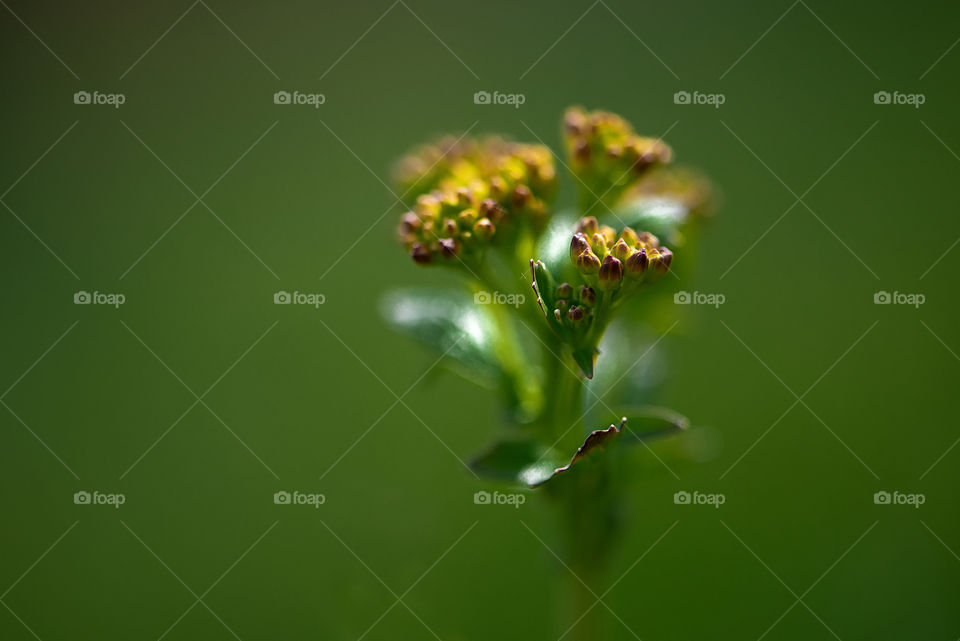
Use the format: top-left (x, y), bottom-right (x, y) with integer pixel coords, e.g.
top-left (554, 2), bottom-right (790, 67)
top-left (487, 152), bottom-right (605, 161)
top-left (472, 217), bottom-right (495, 241)
top-left (625, 248), bottom-right (649, 277)
top-left (455, 187), bottom-right (472, 208)
top-left (556, 283), bottom-right (573, 299)
top-left (590, 233), bottom-right (608, 258)
top-left (567, 305), bottom-right (585, 322)
top-left (570, 233), bottom-right (590, 262)
top-left (438, 238), bottom-right (460, 259)
top-left (442, 218), bottom-right (458, 236)
top-left (512, 184), bottom-right (532, 209)
top-left (573, 140), bottom-right (591, 163)
top-left (488, 176), bottom-right (507, 199)
top-left (619, 226), bottom-right (639, 247)
top-left (555, 299), bottom-right (569, 313)
top-left (579, 286), bottom-right (596, 305)
top-left (554, 309), bottom-right (563, 322)
top-left (411, 243), bottom-right (432, 265)
top-left (458, 208), bottom-right (477, 226)
top-left (606, 144), bottom-right (623, 160)
top-left (399, 212), bottom-right (421, 234)
top-left (479, 199), bottom-right (504, 224)
top-left (598, 255), bottom-right (623, 290)
top-left (576, 217), bottom-right (599, 236)
top-left (611, 238), bottom-right (631, 262)
top-left (415, 194), bottom-right (441, 217)
top-left (655, 248), bottom-right (673, 272)
top-left (564, 109), bottom-right (587, 136)
top-left (636, 231), bottom-right (659, 248)
top-left (576, 250), bottom-right (602, 275)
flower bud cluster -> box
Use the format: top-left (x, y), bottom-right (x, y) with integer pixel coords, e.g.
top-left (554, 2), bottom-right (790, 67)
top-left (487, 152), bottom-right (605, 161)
top-left (568, 217), bottom-right (672, 292)
top-left (563, 107), bottom-right (672, 204)
top-left (396, 138), bottom-right (556, 265)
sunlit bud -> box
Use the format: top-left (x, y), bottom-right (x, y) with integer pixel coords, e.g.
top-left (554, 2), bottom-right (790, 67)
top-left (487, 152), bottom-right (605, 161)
top-left (598, 255), bottom-right (623, 290)
top-left (438, 238), bottom-right (460, 259)
top-left (611, 239), bottom-right (631, 262)
top-left (399, 213), bottom-right (421, 235)
top-left (599, 225), bottom-right (617, 246)
top-left (570, 233), bottom-right (590, 262)
top-left (556, 283), bottom-right (573, 298)
top-left (442, 218), bottom-right (458, 236)
top-left (455, 187), bottom-right (472, 208)
top-left (564, 109), bottom-right (587, 136)
top-left (458, 208), bottom-right (477, 226)
top-left (567, 305), bottom-right (585, 322)
top-left (619, 226), bottom-right (638, 247)
top-left (489, 176), bottom-right (507, 199)
top-left (554, 309), bottom-right (563, 323)
top-left (472, 217), bottom-right (495, 241)
top-left (577, 250), bottom-right (601, 275)
top-left (625, 248), bottom-right (649, 277)
top-left (591, 233), bottom-right (608, 258)
top-left (411, 243), bottom-right (432, 265)
top-left (579, 286), bottom-right (596, 305)
top-left (606, 144), bottom-right (622, 160)
top-left (479, 199), bottom-right (504, 224)
top-left (416, 194), bottom-right (441, 217)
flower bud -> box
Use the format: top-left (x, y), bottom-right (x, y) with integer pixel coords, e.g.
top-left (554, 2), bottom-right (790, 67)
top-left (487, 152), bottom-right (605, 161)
top-left (636, 231), bottom-right (659, 248)
top-left (442, 218), bottom-right (458, 236)
top-left (567, 305), bottom-right (585, 322)
top-left (619, 226), bottom-right (639, 247)
top-left (472, 217), bottom-right (495, 241)
top-left (556, 283), bottom-right (573, 298)
top-left (411, 243), bottom-right (432, 265)
top-left (625, 248), bottom-right (648, 277)
top-left (512, 184), bottom-right (532, 209)
top-left (399, 212), bottom-right (421, 234)
top-left (570, 233), bottom-right (590, 262)
top-left (438, 238), bottom-right (460, 259)
top-left (653, 247), bottom-right (673, 272)
top-left (578, 286), bottom-right (596, 305)
top-left (576, 250), bottom-right (601, 275)
top-left (576, 217), bottom-right (599, 236)
top-left (611, 238), bottom-right (631, 262)
top-left (591, 233), bottom-right (608, 258)
top-left (598, 255), bottom-right (623, 290)
top-left (458, 208), bottom-right (477, 226)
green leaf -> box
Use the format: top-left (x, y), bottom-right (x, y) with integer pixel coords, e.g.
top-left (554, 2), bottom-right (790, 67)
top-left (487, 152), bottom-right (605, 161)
top-left (469, 438), bottom-right (563, 487)
top-left (380, 287), bottom-right (502, 384)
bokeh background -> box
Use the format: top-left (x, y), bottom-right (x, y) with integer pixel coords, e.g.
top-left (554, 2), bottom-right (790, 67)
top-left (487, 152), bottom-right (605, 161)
top-left (1, 0), bottom-right (959, 639)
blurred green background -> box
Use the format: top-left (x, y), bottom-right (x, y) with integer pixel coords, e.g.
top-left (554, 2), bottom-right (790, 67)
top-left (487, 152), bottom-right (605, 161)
top-left (1, 0), bottom-right (959, 639)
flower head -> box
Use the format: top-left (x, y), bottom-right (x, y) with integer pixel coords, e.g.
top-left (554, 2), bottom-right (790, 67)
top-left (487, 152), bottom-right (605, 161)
top-left (396, 137), bottom-right (557, 266)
